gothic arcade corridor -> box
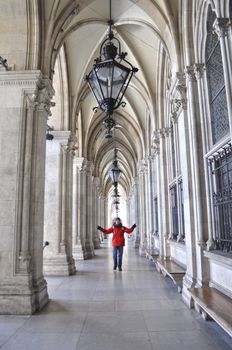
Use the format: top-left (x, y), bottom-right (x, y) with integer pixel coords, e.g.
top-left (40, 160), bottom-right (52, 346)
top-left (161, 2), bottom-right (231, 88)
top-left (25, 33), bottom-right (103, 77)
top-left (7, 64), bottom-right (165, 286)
top-left (0, 240), bottom-right (231, 350)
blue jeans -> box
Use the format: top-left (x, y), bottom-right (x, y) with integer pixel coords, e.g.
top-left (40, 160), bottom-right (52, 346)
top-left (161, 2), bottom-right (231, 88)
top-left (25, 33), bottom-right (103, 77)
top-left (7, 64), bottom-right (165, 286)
top-left (113, 246), bottom-right (123, 268)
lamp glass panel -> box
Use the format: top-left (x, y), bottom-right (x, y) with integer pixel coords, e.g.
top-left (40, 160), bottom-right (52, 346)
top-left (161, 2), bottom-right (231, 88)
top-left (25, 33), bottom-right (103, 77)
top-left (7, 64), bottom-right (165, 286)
top-left (111, 65), bottom-right (129, 101)
top-left (96, 65), bottom-right (114, 99)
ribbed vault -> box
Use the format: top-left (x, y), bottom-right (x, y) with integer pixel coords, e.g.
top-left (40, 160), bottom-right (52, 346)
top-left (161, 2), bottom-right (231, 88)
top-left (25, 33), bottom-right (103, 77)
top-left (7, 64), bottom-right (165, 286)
top-left (44, 0), bottom-right (179, 205)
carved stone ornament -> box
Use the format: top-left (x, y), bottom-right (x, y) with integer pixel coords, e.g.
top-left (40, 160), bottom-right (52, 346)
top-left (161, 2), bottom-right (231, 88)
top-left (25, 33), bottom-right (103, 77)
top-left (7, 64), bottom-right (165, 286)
top-left (25, 77), bottom-right (55, 116)
top-left (194, 63), bottom-right (206, 80)
top-left (170, 72), bottom-right (187, 119)
top-left (67, 133), bottom-right (78, 155)
top-left (213, 18), bottom-right (231, 38)
top-left (185, 65), bottom-right (197, 82)
top-left (151, 131), bottom-right (160, 155)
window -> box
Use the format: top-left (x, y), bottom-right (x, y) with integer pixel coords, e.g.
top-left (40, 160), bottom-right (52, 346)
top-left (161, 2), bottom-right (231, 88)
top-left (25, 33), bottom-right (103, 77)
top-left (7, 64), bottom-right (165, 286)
top-left (170, 123), bottom-right (176, 178)
top-left (209, 145), bottom-right (232, 252)
top-left (178, 179), bottom-right (185, 240)
top-left (170, 184), bottom-right (179, 239)
top-left (154, 196), bottom-right (159, 236)
top-left (205, 6), bottom-right (230, 144)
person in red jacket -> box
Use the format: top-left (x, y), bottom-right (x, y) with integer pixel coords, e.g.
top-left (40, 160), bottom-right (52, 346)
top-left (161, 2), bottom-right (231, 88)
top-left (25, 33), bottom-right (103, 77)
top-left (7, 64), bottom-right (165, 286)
top-left (97, 217), bottom-right (136, 271)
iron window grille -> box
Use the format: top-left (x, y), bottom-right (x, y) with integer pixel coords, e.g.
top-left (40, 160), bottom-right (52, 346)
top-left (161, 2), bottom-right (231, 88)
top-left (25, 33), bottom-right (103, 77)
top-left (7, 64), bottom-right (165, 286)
top-left (208, 144), bottom-right (232, 253)
top-left (170, 184), bottom-right (179, 239)
top-left (205, 5), bottom-right (230, 144)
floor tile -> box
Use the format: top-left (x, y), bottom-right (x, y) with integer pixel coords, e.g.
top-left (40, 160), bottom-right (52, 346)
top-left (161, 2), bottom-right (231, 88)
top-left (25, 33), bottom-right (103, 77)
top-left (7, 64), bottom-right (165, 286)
top-left (2, 333), bottom-right (80, 350)
top-left (0, 241), bottom-right (231, 350)
top-left (76, 332), bottom-right (153, 350)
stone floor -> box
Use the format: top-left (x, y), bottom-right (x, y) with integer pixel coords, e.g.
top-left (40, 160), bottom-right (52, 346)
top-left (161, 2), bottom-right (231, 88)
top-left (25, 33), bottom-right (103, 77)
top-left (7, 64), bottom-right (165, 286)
top-left (0, 239), bottom-right (232, 350)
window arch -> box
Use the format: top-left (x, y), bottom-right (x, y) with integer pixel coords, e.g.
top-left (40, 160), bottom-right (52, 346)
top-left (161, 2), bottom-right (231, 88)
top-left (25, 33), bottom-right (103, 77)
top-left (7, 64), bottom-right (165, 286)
top-left (205, 5), bottom-right (230, 144)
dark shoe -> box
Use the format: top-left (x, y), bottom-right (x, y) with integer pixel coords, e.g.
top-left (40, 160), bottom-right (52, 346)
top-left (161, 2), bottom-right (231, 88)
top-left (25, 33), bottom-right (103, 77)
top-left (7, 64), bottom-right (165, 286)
top-left (118, 267), bottom-right (122, 271)
top-left (113, 266), bottom-right (117, 270)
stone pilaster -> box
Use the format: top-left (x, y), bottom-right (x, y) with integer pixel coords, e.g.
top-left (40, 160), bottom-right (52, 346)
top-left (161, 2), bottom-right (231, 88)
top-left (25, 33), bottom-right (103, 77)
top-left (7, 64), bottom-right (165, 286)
top-left (0, 71), bottom-right (54, 314)
top-left (43, 131), bottom-right (76, 275)
top-left (92, 178), bottom-right (101, 248)
top-left (72, 157), bottom-right (85, 260)
top-left (84, 161), bottom-right (95, 258)
top-left (138, 161), bottom-right (147, 256)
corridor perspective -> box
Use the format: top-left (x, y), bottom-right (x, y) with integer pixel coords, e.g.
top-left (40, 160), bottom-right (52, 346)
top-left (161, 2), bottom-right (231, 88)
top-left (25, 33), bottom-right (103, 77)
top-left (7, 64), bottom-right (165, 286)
top-left (0, 239), bottom-right (231, 350)
top-left (0, 0), bottom-right (232, 348)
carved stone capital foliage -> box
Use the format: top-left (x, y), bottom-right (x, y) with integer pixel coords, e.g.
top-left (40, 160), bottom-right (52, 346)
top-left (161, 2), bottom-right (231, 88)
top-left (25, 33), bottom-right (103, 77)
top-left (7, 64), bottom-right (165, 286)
top-left (25, 77), bottom-right (55, 116)
top-left (194, 63), bottom-right (206, 80)
top-left (67, 133), bottom-right (78, 156)
top-left (213, 18), bottom-right (231, 38)
top-left (137, 159), bottom-right (148, 176)
top-left (185, 65), bottom-right (197, 83)
top-left (170, 72), bottom-right (187, 120)
top-left (151, 131), bottom-right (160, 155)
top-left (176, 72), bottom-right (187, 100)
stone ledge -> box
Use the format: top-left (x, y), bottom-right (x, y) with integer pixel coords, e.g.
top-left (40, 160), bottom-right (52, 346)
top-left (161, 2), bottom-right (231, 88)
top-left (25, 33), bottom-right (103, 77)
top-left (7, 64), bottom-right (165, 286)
top-left (145, 249), bottom-right (159, 263)
top-left (204, 250), bottom-right (232, 268)
top-left (188, 287), bottom-right (232, 338)
top-left (156, 258), bottom-right (186, 292)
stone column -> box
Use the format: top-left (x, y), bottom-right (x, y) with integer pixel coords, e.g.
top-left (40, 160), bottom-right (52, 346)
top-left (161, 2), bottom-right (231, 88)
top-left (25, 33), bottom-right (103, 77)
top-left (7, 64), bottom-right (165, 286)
top-left (76, 159), bottom-right (88, 259)
top-left (185, 65), bottom-right (209, 288)
top-left (43, 131), bottom-right (76, 275)
top-left (145, 156), bottom-right (155, 254)
top-left (0, 71), bottom-right (54, 314)
top-left (92, 177), bottom-right (101, 248)
top-left (194, 64), bottom-right (214, 250)
top-left (73, 157), bottom-right (85, 260)
top-left (84, 161), bottom-right (95, 258)
top-left (157, 128), bottom-right (170, 258)
top-left (133, 178), bottom-right (140, 248)
top-left (138, 161), bottom-right (147, 256)
top-left (72, 157), bottom-right (79, 250)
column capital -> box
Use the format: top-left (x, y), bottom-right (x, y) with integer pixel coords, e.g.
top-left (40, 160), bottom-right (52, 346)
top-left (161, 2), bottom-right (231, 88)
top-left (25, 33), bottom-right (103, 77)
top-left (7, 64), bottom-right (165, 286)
top-left (194, 63), bottom-right (206, 80)
top-left (171, 72), bottom-right (187, 116)
top-left (213, 18), bottom-right (231, 38)
top-left (67, 133), bottom-right (78, 156)
top-left (25, 76), bottom-right (55, 116)
top-left (74, 157), bottom-right (85, 170)
top-left (185, 65), bottom-right (197, 82)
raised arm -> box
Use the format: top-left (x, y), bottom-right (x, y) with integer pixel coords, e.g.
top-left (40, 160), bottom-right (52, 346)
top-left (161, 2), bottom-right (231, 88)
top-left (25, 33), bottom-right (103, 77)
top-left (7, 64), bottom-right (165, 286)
top-left (123, 224), bottom-right (136, 234)
top-left (97, 226), bottom-right (113, 234)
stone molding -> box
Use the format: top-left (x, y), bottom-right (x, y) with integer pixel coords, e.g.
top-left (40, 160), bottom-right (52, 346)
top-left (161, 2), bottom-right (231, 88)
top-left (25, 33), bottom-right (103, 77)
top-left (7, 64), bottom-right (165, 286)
top-left (170, 71), bottom-right (187, 121)
top-left (204, 250), bottom-right (232, 268)
top-left (52, 130), bottom-right (71, 142)
top-left (213, 18), bottom-right (231, 38)
top-left (0, 70), bottom-right (42, 86)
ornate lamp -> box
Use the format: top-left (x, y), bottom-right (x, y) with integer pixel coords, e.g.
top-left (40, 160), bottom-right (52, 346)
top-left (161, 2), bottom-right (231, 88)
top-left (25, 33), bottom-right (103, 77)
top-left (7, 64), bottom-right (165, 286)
top-left (108, 149), bottom-right (122, 186)
top-left (85, 0), bottom-right (138, 138)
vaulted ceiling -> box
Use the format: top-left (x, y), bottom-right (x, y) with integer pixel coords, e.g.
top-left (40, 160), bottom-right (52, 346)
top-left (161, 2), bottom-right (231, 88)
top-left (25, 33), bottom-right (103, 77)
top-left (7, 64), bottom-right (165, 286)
top-left (45, 0), bottom-right (179, 196)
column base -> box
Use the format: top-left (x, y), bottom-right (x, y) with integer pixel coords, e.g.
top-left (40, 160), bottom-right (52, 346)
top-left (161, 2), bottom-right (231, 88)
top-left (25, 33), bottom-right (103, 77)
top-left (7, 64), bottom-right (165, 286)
top-left (84, 241), bottom-right (95, 259)
top-left (134, 232), bottom-right (140, 248)
top-left (93, 234), bottom-right (101, 249)
top-left (182, 273), bottom-right (197, 309)
top-left (73, 244), bottom-right (85, 260)
top-left (139, 243), bottom-right (146, 257)
top-left (0, 276), bottom-right (48, 315)
top-left (83, 248), bottom-right (95, 259)
top-left (43, 255), bottom-right (76, 276)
